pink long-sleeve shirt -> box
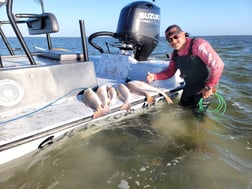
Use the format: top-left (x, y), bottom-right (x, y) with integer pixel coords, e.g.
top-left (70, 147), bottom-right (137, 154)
top-left (154, 38), bottom-right (224, 88)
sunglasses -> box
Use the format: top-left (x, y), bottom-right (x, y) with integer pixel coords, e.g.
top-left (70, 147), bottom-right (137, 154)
top-left (167, 33), bottom-right (181, 43)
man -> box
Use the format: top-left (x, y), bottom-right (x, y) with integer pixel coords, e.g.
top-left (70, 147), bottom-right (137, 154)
top-left (146, 25), bottom-right (224, 115)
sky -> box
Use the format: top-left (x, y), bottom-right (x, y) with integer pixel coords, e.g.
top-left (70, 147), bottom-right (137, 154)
top-left (0, 0), bottom-right (252, 37)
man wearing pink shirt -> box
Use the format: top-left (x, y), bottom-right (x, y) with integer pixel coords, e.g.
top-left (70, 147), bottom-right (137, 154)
top-left (147, 25), bottom-right (224, 115)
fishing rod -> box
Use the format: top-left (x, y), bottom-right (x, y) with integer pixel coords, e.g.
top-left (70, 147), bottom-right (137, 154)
top-left (33, 0), bottom-right (44, 12)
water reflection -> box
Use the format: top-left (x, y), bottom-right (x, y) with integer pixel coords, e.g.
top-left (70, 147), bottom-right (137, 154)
top-left (0, 103), bottom-right (251, 189)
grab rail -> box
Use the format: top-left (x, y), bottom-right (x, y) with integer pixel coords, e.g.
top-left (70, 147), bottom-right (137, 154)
top-left (6, 0), bottom-right (36, 65)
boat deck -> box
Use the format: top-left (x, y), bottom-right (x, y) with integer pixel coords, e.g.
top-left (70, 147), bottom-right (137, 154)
top-left (0, 75), bottom-right (177, 146)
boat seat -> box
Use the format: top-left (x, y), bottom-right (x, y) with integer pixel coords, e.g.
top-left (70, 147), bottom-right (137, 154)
top-left (37, 48), bottom-right (84, 61)
top-left (27, 12), bottom-right (59, 35)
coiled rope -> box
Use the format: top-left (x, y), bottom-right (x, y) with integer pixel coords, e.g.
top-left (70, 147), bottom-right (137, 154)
top-left (198, 93), bottom-right (226, 115)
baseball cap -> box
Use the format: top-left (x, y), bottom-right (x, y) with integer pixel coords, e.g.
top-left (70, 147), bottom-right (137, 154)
top-left (165, 24), bottom-right (183, 37)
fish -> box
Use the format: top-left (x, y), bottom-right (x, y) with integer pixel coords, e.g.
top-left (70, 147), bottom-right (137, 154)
top-left (96, 85), bottom-right (110, 108)
top-left (116, 84), bottom-right (132, 111)
top-left (126, 82), bottom-right (155, 105)
top-left (107, 85), bottom-right (117, 105)
top-left (126, 80), bottom-right (173, 104)
top-left (83, 88), bottom-right (110, 119)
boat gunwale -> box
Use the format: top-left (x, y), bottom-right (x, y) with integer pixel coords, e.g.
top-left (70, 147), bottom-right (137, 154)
top-left (0, 84), bottom-right (184, 153)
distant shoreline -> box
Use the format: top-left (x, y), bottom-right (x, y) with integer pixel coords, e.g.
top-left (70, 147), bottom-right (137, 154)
top-left (3, 35), bottom-right (252, 38)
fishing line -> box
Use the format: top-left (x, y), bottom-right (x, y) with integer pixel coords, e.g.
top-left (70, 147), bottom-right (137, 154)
top-left (198, 93), bottom-right (226, 115)
top-left (0, 88), bottom-right (85, 125)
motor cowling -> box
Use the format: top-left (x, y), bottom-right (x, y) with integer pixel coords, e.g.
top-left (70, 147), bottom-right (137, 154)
top-left (116, 1), bottom-right (160, 61)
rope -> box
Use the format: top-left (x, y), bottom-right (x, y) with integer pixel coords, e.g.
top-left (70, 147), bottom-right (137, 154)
top-left (198, 93), bottom-right (226, 115)
top-left (0, 87), bottom-right (84, 125)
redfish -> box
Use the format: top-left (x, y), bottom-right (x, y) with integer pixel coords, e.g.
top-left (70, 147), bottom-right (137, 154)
top-left (96, 85), bottom-right (110, 108)
top-left (83, 88), bottom-right (110, 119)
top-left (116, 84), bottom-right (132, 111)
top-left (126, 80), bottom-right (173, 104)
top-left (107, 85), bottom-right (117, 105)
top-left (126, 82), bottom-right (155, 105)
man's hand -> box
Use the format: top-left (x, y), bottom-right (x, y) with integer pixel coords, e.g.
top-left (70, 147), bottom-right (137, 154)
top-left (200, 87), bottom-right (214, 99)
top-left (146, 72), bottom-right (155, 83)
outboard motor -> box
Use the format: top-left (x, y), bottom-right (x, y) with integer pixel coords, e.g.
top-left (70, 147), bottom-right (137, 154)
top-left (116, 1), bottom-right (160, 61)
top-left (88, 1), bottom-right (160, 61)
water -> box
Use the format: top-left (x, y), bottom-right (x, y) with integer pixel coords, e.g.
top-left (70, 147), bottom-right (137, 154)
top-left (0, 36), bottom-right (252, 189)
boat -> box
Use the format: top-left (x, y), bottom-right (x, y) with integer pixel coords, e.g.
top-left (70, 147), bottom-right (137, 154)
top-left (0, 0), bottom-right (184, 165)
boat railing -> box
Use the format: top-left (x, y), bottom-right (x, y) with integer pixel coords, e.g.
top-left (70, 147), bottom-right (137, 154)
top-left (5, 0), bottom-right (45, 65)
top-left (0, 0), bottom-right (89, 67)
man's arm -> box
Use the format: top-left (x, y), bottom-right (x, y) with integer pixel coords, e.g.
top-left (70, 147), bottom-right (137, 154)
top-left (193, 38), bottom-right (224, 88)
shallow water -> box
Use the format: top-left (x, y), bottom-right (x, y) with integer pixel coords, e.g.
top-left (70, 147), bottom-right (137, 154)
top-left (0, 104), bottom-right (251, 189)
top-left (0, 36), bottom-right (252, 189)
